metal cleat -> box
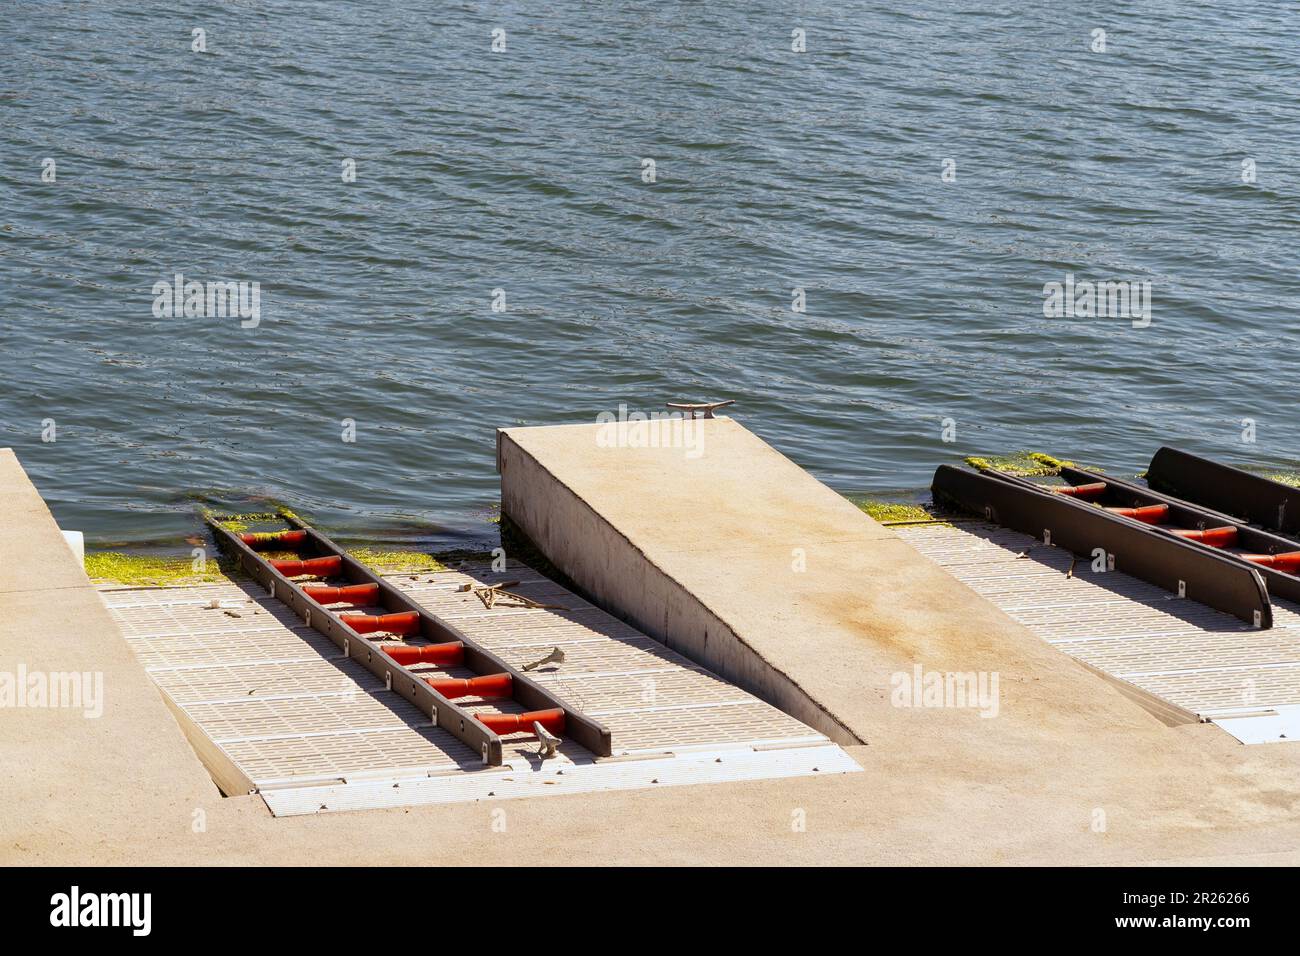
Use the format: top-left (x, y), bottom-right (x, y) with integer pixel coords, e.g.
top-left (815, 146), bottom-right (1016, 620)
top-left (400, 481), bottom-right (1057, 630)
top-left (665, 399), bottom-right (735, 420)
top-left (534, 721), bottom-right (560, 758)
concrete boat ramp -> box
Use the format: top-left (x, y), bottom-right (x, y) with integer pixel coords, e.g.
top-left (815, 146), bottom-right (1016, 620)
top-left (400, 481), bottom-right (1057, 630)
top-left (5, 421), bottom-right (1300, 865)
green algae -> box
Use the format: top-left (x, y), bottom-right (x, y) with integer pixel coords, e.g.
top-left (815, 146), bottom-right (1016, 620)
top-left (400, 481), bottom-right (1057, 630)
top-left (241, 530), bottom-right (292, 544)
top-left (1263, 472), bottom-right (1300, 489)
top-left (849, 495), bottom-right (962, 526)
top-left (85, 552), bottom-right (240, 587)
top-left (257, 550), bottom-right (300, 561)
top-left (91, 495), bottom-right (504, 586)
top-left (87, 544), bottom-right (491, 586)
top-left (964, 451), bottom-right (1073, 477)
top-left (961, 450), bottom-right (1113, 477)
top-left (347, 547), bottom-right (449, 573)
top-left (205, 511), bottom-right (282, 534)
top-left (859, 501), bottom-right (935, 523)
top-left (203, 504), bottom-right (305, 535)
top-left (346, 547), bottom-right (499, 574)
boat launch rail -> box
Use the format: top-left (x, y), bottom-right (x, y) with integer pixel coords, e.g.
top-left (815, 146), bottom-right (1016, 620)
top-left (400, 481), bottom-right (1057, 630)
top-left (207, 515), bottom-right (613, 764)
top-left (931, 464), bottom-right (1271, 628)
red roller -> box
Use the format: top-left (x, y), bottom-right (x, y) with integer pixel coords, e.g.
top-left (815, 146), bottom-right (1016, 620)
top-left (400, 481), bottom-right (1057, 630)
top-left (1051, 482), bottom-right (1107, 500)
top-left (477, 708), bottom-right (565, 736)
top-left (425, 673), bottom-right (512, 699)
top-left (380, 641), bottom-right (465, 667)
top-left (1104, 504), bottom-right (1168, 524)
top-left (1241, 551), bottom-right (1300, 574)
top-left (1171, 526), bottom-right (1238, 548)
top-left (270, 555), bottom-right (342, 577)
top-left (302, 582), bottom-right (380, 605)
top-left (240, 530), bottom-right (308, 550)
top-left (341, 611), bottom-right (421, 635)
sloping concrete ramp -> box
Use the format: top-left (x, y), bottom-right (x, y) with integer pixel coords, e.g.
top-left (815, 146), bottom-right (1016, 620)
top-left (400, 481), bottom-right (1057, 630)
top-left (497, 418), bottom-right (1196, 750)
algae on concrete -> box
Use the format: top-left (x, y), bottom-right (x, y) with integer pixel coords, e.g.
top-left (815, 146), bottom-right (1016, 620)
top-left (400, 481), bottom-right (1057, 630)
top-left (856, 501), bottom-right (937, 524)
top-left (347, 548), bottom-right (449, 573)
top-left (84, 552), bottom-right (239, 587)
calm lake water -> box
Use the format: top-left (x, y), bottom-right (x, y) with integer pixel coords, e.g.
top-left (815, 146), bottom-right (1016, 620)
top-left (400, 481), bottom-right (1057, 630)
top-left (2, 1), bottom-right (1298, 549)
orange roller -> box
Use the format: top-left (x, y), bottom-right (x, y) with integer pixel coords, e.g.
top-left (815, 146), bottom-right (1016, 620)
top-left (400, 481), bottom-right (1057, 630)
top-left (240, 530), bottom-right (308, 550)
top-left (270, 555), bottom-right (342, 577)
top-left (1104, 504), bottom-right (1168, 524)
top-left (341, 611), bottom-right (420, 635)
top-left (302, 582), bottom-right (380, 605)
top-left (1171, 526), bottom-right (1238, 548)
top-left (1241, 551), bottom-right (1300, 574)
top-left (1052, 482), bottom-right (1107, 499)
top-left (380, 641), bottom-right (465, 666)
top-left (477, 708), bottom-right (566, 736)
top-left (425, 673), bottom-right (513, 699)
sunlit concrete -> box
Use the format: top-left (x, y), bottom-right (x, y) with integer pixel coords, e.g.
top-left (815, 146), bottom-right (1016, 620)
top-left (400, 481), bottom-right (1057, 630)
top-left (4, 439), bottom-right (1300, 866)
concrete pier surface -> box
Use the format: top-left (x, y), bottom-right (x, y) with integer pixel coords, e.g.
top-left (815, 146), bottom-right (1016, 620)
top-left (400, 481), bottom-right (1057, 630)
top-left (5, 432), bottom-right (1300, 866)
top-left (498, 417), bottom-right (1184, 744)
top-left (498, 418), bottom-right (1300, 861)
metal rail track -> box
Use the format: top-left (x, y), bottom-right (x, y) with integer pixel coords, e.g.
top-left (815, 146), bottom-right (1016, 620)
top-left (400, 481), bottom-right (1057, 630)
top-left (1057, 465), bottom-right (1300, 606)
top-left (931, 464), bottom-right (1272, 628)
top-left (206, 515), bottom-right (612, 766)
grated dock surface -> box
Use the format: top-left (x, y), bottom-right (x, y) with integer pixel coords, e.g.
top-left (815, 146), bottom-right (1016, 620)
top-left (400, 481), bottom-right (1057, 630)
top-left (98, 560), bottom-right (856, 811)
top-left (896, 520), bottom-right (1300, 726)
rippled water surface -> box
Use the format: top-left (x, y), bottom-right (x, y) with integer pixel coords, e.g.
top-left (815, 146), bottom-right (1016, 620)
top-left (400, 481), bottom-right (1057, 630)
top-left (2, 1), bottom-right (1298, 547)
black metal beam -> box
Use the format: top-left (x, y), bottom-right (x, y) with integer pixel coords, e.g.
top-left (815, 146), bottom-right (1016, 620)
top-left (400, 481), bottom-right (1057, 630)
top-left (931, 465), bottom-right (1272, 628)
top-left (1059, 465), bottom-right (1300, 606)
top-left (1147, 446), bottom-right (1300, 540)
